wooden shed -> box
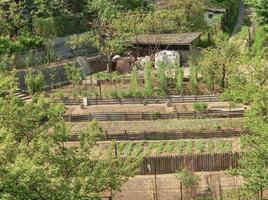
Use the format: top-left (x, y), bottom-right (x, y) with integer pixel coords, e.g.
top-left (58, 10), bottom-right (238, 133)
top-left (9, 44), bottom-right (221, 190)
top-left (131, 32), bottom-right (202, 66)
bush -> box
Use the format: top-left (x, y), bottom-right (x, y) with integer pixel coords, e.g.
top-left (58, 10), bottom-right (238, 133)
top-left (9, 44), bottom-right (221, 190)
top-left (25, 71), bottom-right (45, 95)
top-left (120, 90), bottom-right (133, 98)
top-left (176, 168), bottom-right (200, 188)
top-left (34, 15), bottom-right (89, 38)
top-left (193, 102), bottom-right (208, 112)
top-left (110, 90), bottom-right (119, 99)
top-left (0, 34), bottom-right (44, 55)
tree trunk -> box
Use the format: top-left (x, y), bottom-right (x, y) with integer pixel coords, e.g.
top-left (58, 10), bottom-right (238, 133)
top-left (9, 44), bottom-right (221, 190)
top-left (221, 64), bottom-right (226, 89)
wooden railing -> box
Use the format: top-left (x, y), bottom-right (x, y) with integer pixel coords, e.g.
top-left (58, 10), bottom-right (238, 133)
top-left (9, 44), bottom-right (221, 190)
top-left (64, 110), bottom-right (244, 122)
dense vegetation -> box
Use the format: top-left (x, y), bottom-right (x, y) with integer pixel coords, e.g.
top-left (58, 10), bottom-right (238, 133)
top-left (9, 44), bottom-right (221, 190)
top-left (0, 0), bottom-right (268, 199)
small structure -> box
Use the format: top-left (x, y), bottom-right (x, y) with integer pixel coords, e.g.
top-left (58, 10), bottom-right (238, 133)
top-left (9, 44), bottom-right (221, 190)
top-left (204, 8), bottom-right (227, 27)
top-left (155, 50), bottom-right (180, 68)
top-left (131, 32), bottom-right (202, 66)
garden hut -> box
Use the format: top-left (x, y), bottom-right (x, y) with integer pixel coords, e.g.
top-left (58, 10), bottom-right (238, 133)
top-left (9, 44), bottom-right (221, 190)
top-left (131, 32), bottom-right (202, 66)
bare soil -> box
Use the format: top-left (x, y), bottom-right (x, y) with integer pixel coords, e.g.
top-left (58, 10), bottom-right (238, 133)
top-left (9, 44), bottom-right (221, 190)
top-left (65, 104), bottom-right (174, 115)
top-left (68, 118), bottom-right (244, 134)
top-left (65, 101), bottom-right (245, 115)
top-left (112, 171), bottom-right (248, 200)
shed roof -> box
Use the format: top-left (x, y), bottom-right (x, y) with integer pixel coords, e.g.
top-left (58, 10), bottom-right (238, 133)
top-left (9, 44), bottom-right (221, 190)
top-left (131, 32), bottom-right (202, 46)
top-left (206, 8), bottom-right (226, 13)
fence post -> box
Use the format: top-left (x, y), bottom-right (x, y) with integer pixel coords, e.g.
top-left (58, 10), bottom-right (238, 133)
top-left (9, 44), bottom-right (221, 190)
top-left (180, 182), bottom-right (183, 200)
top-left (105, 130), bottom-right (108, 140)
top-left (144, 131), bottom-right (147, 140)
top-left (69, 114), bottom-right (72, 122)
top-left (124, 130), bottom-right (128, 140)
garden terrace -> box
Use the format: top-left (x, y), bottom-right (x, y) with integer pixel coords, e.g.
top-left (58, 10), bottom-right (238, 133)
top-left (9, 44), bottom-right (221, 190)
top-left (66, 138), bottom-right (239, 157)
top-left (69, 129), bottom-right (244, 142)
top-left (64, 101), bottom-right (244, 115)
top-left (69, 118), bottom-right (244, 134)
top-left (113, 172), bottom-right (244, 200)
top-left (47, 78), bottom-right (223, 101)
top-left (16, 55), bottom-right (106, 92)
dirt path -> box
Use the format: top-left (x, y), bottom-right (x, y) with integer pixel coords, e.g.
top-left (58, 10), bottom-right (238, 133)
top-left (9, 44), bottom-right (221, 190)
top-left (231, 0), bottom-right (245, 36)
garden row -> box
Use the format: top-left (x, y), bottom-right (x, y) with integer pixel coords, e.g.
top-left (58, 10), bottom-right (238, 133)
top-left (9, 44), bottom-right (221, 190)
top-left (69, 129), bottom-right (244, 141)
top-left (110, 139), bottom-right (236, 156)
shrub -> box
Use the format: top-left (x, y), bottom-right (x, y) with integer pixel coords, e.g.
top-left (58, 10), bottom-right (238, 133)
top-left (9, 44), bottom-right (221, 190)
top-left (156, 61), bottom-right (168, 96)
top-left (25, 71), bottom-right (45, 95)
top-left (110, 90), bottom-right (119, 99)
top-left (130, 68), bottom-right (139, 97)
top-left (144, 61), bottom-right (153, 97)
top-left (193, 102), bottom-right (208, 112)
top-left (120, 90), bottom-right (133, 98)
top-left (0, 34), bottom-right (44, 55)
top-left (176, 168), bottom-right (200, 188)
top-left (175, 66), bottom-right (184, 95)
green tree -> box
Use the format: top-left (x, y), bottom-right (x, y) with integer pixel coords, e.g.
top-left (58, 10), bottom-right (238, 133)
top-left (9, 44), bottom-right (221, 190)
top-left (86, 0), bottom-right (129, 72)
top-left (199, 37), bottom-right (239, 92)
top-left (244, 0), bottom-right (268, 24)
top-left (0, 1), bottom-right (27, 36)
top-left (229, 89), bottom-right (268, 199)
top-left (0, 94), bottom-right (139, 199)
top-left (25, 70), bottom-right (45, 95)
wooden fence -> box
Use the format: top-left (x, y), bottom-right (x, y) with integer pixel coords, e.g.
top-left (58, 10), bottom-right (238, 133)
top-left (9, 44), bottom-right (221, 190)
top-left (69, 129), bottom-right (244, 141)
top-left (57, 95), bottom-right (220, 105)
top-left (64, 110), bottom-right (244, 122)
top-left (139, 152), bottom-right (240, 175)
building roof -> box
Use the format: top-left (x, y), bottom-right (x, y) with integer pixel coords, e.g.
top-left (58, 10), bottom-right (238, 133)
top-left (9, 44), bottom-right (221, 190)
top-left (206, 8), bottom-right (226, 13)
top-left (131, 32), bottom-right (202, 46)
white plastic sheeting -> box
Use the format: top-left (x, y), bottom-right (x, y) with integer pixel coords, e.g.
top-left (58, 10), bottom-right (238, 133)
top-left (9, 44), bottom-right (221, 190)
top-left (155, 50), bottom-right (180, 68)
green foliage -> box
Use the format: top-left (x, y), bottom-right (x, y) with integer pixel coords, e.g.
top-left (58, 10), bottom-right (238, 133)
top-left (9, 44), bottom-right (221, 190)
top-left (143, 62), bottom-right (153, 97)
top-left (0, 34), bottom-right (44, 55)
top-left (156, 62), bottom-right (168, 96)
top-left (0, 68), bottom-right (17, 97)
top-left (0, 2), bottom-right (27, 36)
top-left (176, 168), bottom-right (200, 188)
top-left (198, 37), bottom-right (239, 92)
top-left (0, 95), bottom-right (138, 199)
top-left (189, 66), bottom-right (198, 95)
top-left (130, 68), bottom-right (139, 96)
top-left (252, 25), bottom-right (268, 57)
top-left (63, 64), bottom-right (83, 87)
top-left (193, 102), bottom-right (208, 112)
top-left (156, 141), bottom-right (166, 156)
top-left (34, 15), bottom-right (89, 38)
top-left (25, 71), bottom-right (45, 95)
top-left (244, 0), bottom-right (268, 24)
top-left (175, 66), bottom-right (184, 95)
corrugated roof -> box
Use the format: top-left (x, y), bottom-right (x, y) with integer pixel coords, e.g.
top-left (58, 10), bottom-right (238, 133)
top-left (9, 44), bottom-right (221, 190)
top-left (131, 32), bottom-right (202, 46)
